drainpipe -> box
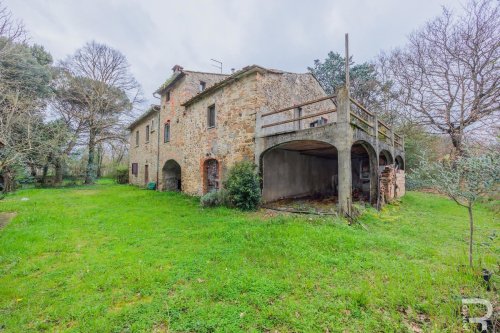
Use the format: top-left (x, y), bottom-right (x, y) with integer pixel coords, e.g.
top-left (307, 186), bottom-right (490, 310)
top-left (153, 92), bottom-right (161, 191)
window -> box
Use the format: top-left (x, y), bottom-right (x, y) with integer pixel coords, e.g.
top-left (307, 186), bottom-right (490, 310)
top-left (144, 165), bottom-right (149, 184)
top-left (164, 122), bottom-right (170, 143)
top-left (207, 104), bottom-right (216, 128)
top-left (131, 163), bottom-right (138, 176)
top-left (145, 125), bottom-right (150, 142)
top-left (166, 91), bottom-right (170, 102)
top-left (199, 81), bottom-right (206, 92)
top-left (151, 118), bottom-right (155, 131)
top-left (135, 131), bottom-right (139, 146)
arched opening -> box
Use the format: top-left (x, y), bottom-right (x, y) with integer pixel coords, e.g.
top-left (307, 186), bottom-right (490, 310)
top-left (162, 159), bottom-right (181, 191)
top-left (351, 141), bottom-right (377, 203)
top-left (261, 140), bottom-right (338, 203)
top-left (204, 159), bottom-right (219, 193)
top-left (379, 150), bottom-right (393, 167)
top-left (395, 156), bottom-right (405, 170)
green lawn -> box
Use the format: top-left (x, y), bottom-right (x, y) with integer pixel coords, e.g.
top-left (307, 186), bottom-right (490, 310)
top-left (0, 183), bottom-right (498, 332)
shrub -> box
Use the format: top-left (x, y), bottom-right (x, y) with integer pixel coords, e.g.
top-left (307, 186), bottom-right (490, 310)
top-left (200, 189), bottom-right (229, 208)
top-left (114, 166), bottom-right (129, 184)
top-left (224, 161), bottom-right (261, 211)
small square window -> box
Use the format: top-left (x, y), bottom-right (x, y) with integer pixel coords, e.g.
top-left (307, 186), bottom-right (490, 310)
top-left (131, 163), bottom-right (138, 176)
top-left (207, 104), bottom-right (216, 128)
top-left (199, 81), bottom-right (206, 92)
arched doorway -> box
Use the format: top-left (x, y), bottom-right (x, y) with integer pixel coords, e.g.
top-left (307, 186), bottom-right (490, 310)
top-left (162, 160), bottom-right (181, 191)
top-left (379, 150), bottom-right (393, 167)
top-left (260, 140), bottom-right (338, 202)
top-left (204, 159), bottom-right (219, 193)
top-left (395, 156), bottom-right (405, 170)
top-left (351, 141), bottom-right (377, 203)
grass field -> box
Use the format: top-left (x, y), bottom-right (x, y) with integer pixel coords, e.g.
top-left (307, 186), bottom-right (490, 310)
top-left (0, 182), bottom-right (498, 332)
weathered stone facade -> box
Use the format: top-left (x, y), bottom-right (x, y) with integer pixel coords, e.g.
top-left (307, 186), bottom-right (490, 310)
top-left (128, 64), bottom-right (405, 211)
top-left (129, 65), bottom-right (336, 195)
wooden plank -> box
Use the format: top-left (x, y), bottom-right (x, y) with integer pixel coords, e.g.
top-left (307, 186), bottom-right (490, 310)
top-left (378, 120), bottom-right (390, 130)
top-left (350, 112), bottom-right (374, 128)
top-left (261, 94), bottom-right (336, 117)
top-left (261, 109), bottom-right (336, 129)
top-left (349, 97), bottom-right (374, 117)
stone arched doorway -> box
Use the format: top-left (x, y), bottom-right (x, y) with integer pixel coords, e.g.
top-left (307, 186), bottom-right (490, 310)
top-left (351, 141), bottom-right (377, 203)
top-left (162, 160), bottom-right (181, 191)
top-left (260, 140), bottom-right (338, 202)
top-left (203, 159), bottom-right (220, 193)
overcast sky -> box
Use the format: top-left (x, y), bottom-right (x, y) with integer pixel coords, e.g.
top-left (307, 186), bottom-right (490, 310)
top-left (6, 0), bottom-right (465, 106)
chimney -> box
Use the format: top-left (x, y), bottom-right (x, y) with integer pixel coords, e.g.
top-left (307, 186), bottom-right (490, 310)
top-left (172, 65), bottom-right (184, 74)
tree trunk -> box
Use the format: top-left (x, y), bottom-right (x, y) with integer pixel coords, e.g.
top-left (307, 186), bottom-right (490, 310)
top-left (85, 129), bottom-right (97, 184)
top-left (450, 131), bottom-right (463, 158)
top-left (41, 164), bottom-right (49, 186)
top-left (96, 144), bottom-right (103, 178)
top-left (54, 159), bottom-right (63, 185)
top-left (467, 204), bottom-right (474, 269)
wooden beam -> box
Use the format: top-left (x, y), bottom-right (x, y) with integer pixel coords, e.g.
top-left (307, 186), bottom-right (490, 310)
top-left (349, 97), bottom-right (374, 117)
top-left (261, 109), bottom-right (336, 129)
top-left (350, 112), bottom-right (374, 128)
top-left (261, 95), bottom-right (336, 117)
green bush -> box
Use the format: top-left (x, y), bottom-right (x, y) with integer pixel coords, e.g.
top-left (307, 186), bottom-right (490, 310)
top-left (200, 189), bottom-right (230, 208)
top-left (224, 161), bottom-right (261, 211)
top-left (114, 166), bottom-right (129, 184)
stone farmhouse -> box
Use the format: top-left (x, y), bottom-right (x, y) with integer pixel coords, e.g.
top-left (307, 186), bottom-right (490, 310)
top-left (128, 64), bottom-right (405, 213)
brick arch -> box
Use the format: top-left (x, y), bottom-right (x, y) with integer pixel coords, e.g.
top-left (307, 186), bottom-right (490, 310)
top-left (202, 158), bottom-right (220, 193)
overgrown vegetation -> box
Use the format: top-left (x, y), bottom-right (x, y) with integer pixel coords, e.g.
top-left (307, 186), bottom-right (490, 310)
top-left (0, 184), bottom-right (497, 332)
top-left (409, 150), bottom-right (500, 268)
top-left (199, 161), bottom-right (261, 211)
top-left (224, 161), bottom-right (261, 211)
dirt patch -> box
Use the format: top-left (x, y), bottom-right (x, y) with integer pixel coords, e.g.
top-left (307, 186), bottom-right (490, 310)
top-left (0, 212), bottom-right (17, 230)
top-left (262, 196), bottom-right (338, 215)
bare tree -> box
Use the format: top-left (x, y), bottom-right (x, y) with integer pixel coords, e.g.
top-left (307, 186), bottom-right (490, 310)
top-left (383, 0), bottom-right (499, 156)
top-left (0, 1), bottom-right (26, 43)
top-left (56, 41), bottom-right (142, 184)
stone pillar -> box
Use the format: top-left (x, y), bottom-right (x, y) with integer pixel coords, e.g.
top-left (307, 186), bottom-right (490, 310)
top-left (390, 128), bottom-right (395, 164)
top-left (294, 107), bottom-right (302, 131)
top-left (336, 87), bottom-right (353, 216)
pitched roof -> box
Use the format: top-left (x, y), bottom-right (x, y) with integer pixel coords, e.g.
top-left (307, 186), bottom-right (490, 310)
top-left (154, 71), bottom-right (185, 95)
top-left (127, 105), bottom-right (160, 130)
top-left (181, 65), bottom-right (282, 107)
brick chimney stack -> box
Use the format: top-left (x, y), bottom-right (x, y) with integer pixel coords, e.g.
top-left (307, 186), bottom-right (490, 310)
top-left (172, 65), bottom-right (184, 74)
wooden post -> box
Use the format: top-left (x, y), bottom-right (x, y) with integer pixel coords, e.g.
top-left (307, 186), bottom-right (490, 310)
top-left (345, 33), bottom-right (350, 96)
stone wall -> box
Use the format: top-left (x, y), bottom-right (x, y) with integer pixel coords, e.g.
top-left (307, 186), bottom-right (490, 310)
top-left (176, 72), bottom-right (259, 195)
top-left (130, 67), bottom-right (347, 197)
top-left (128, 112), bottom-right (159, 187)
